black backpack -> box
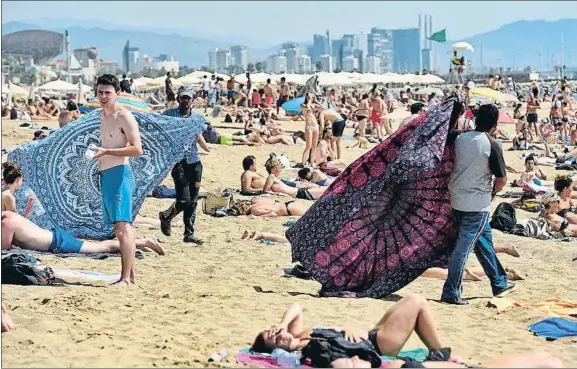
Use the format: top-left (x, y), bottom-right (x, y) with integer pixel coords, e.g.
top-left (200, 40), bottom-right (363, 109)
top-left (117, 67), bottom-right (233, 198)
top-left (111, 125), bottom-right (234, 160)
top-left (490, 202), bottom-right (517, 232)
top-left (1, 254), bottom-right (55, 286)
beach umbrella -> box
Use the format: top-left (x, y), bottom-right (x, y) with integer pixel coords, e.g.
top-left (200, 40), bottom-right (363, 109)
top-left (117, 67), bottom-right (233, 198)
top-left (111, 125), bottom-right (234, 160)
top-left (145, 76), bottom-right (183, 88)
top-left (80, 93), bottom-right (152, 113)
top-left (498, 110), bottom-right (514, 124)
top-left (282, 96), bottom-right (305, 114)
top-left (470, 87), bottom-right (507, 103)
top-left (3, 83), bottom-right (28, 96)
top-left (38, 79), bottom-right (79, 92)
top-left (452, 42), bottom-right (475, 52)
top-left (178, 74), bottom-right (202, 85)
top-left (132, 77), bottom-right (152, 88)
top-left (414, 87), bottom-right (444, 96)
top-left (280, 74), bottom-right (309, 85)
top-left (415, 74), bottom-right (445, 85)
top-left (503, 93), bottom-right (519, 103)
top-left (315, 72), bottom-right (355, 87)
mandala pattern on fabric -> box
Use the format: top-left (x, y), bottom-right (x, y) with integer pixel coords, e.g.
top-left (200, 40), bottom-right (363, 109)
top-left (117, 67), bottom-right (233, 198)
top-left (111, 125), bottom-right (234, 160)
top-left (286, 98), bottom-right (461, 298)
top-left (9, 110), bottom-right (205, 239)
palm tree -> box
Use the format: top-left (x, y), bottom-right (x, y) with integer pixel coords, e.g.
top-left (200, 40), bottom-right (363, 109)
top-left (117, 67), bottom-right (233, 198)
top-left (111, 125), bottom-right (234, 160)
top-left (247, 63), bottom-right (255, 73)
top-left (255, 62), bottom-right (263, 72)
top-left (315, 61), bottom-right (323, 72)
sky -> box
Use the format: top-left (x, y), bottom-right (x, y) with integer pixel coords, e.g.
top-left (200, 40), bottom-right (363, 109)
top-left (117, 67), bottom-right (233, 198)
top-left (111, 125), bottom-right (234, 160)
top-left (3, 1), bottom-right (577, 46)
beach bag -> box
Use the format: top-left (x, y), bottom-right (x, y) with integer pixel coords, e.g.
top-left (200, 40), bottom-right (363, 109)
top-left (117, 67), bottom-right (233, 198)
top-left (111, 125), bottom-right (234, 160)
top-left (202, 191), bottom-right (233, 215)
top-left (490, 202), bottom-right (517, 232)
top-left (1, 254), bottom-right (55, 286)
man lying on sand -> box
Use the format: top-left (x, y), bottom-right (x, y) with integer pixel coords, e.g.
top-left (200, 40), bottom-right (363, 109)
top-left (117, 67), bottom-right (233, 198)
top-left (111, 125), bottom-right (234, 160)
top-left (1, 211), bottom-right (165, 255)
top-left (251, 297), bottom-right (563, 368)
top-left (264, 158), bottom-right (327, 200)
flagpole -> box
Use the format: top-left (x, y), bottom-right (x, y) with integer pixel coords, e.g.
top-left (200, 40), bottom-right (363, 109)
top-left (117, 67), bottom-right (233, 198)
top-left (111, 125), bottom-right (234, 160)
top-left (561, 33), bottom-right (564, 78)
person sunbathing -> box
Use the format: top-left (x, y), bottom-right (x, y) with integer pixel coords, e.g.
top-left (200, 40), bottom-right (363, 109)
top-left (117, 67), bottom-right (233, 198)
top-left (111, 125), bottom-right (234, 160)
top-left (264, 158), bottom-right (327, 200)
top-left (541, 193), bottom-right (577, 237)
top-left (297, 167), bottom-right (336, 187)
top-left (311, 128), bottom-right (347, 176)
top-left (1, 304), bottom-right (14, 333)
top-left (43, 99), bottom-right (60, 117)
top-left (555, 175), bottom-right (577, 204)
top-left (1, 162), bottom-right (35, 218)
top-left (513, 156), bottom-right (553, 187)
top-left (27, 100), bottom-right (49, 120)
top-left (241, 155), bottom-right (266, 193)
top-left (1, 211), bottom-right (165, 255)
top-left (250, 297), bottom-right (563, 368)
top-left (231, 198), bottom-right (312, 217)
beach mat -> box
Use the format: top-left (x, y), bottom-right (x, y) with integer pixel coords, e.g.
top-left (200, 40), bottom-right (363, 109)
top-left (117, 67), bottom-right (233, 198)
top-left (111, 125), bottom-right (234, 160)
top-left (53, 269), bottom-right (120, 282)
top-left (8, 109), bottom-right (206, 240)
top-left (236, 347), bottom-right (428, 368)
top-left (528, 317), bottom-right (577, 340)
top-left (2, 248), bottom-right (145, 260)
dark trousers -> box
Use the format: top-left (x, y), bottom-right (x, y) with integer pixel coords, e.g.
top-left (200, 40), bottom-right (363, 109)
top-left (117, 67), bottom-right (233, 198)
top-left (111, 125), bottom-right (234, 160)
top-left (171, 160), bottom-right (203, 237)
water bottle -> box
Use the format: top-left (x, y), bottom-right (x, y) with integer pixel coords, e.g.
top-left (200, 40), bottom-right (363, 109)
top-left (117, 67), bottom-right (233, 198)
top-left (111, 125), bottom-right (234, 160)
top-left (208, 349), bottom-right (228, 363)
top-left (272, 348), bottom-right (301, 368)
top-left (24, 188), bottom-right (45, 216)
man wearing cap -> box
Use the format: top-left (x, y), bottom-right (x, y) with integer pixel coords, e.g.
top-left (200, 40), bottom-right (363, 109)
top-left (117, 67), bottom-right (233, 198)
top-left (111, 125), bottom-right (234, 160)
top-left (441, 104), bottom-right (517, 305)
top-left (159, 86), bottom-right (211, 245)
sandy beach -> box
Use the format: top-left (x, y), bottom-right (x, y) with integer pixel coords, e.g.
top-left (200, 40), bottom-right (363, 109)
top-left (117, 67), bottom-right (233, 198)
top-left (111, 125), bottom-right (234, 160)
top-left (1, 109), bottom-right (576, 368)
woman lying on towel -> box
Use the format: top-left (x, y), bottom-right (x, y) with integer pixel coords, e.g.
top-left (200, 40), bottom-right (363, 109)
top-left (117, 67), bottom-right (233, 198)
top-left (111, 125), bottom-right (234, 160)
top-left (1, 211), bottom-right (165, 255)
top-left (230, 198), bottom-right (312, 217)
top-left (250, 297), bottom-right (563, 368)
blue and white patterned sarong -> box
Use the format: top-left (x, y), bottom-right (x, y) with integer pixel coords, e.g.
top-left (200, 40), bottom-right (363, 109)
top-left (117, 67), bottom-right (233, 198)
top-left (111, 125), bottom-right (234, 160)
top-left (8, 110), bottom-right (206, 240)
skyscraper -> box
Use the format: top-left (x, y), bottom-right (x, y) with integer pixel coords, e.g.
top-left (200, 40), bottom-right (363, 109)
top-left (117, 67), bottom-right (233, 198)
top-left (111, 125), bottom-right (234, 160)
top-left (215, 49), bottom-right (232, 73)
top-left (392, 28), bottom-right (420, 73)
top-left (312, 34), bottom-right (328, 63)
top-left (230, 45), bottom-right (248, 71)
top-left (368, 28), bottom-right (394, 72)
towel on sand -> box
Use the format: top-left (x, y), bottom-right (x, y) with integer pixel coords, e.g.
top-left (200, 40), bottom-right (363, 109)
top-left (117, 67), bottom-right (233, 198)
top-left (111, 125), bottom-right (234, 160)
top-left (2, 248), bottom-right (145, 260)
top-left (236, 347), bottom-right (428, 368)
top-left (531, 297), bottom-right (577, 317)
top-left (528, 317), bottom-right (577, 340)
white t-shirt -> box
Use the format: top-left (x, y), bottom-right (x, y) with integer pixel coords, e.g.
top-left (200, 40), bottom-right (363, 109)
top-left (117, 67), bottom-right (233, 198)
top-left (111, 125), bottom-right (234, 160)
top-left (202, 79), bottom-right (210, 91)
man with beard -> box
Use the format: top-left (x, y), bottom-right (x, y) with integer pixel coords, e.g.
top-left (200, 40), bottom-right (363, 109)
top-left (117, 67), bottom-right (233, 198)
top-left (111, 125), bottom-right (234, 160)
top-left (159, 86), bottom-right (211, 245)
top-left (92, 74), bottom-right (143, 288)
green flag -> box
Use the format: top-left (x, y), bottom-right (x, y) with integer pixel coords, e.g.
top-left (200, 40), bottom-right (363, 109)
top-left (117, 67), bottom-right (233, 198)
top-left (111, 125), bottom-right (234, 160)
top-left (428, 29), bottom-right (447, 43)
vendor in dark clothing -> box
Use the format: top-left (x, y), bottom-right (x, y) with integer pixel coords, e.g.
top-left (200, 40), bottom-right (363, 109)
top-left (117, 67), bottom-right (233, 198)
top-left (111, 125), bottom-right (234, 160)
top-left (159, 86), bottom-right (210, 245)
top-left (250, 295), bottom-right (562, 368)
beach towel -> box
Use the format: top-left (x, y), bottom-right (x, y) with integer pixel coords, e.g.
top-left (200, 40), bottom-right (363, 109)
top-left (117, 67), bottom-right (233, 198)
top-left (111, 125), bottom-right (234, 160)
top-left (528, 317), bottom-right (577, 340)
top-left (2, 248), bottom-right (145, 260)
top-left (531, 297), bottom-right (577, 317)
top-left (286, 98), bottom-right (460, 298)
top-left (8, 109), bottom-right (205, 239)
top-left (151, 185), bottom-right (177, 199)
top-left (235, 347), bottom-right (428, 368)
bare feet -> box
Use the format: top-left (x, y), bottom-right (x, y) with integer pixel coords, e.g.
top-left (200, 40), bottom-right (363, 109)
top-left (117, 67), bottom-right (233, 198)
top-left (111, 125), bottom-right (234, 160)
top-left (241, 230), bottom-right (250, 239)
top-left (505, 267), bottom-right (525, 281)
top-left (2, 304), bottom-right (15, 333)
top-left (110, 279), bottom-right (134, 288)
top-left (250, 231), bottom-right (262, 240)
top-left (137, 237), bottom-right (165, 256)
top-left (504, 244), bottom-right (520, 258)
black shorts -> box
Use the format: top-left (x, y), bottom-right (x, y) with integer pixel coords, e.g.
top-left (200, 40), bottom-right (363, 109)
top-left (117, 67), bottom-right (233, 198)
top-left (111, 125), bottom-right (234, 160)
top-left (552, 118), bottom-right (563, 127)
top-left (356, 115), bottom-right (368, 121)
top-left (277, 95), bottom-right (288, 108)
top-left (296, 188), bottom-right (314, 200)
top-left (202, 90), bottom-right (209, 98)
top-left (527, 113), bottom-right (538, 123)
top-left (167, 92), bottom-right (176, 102)
top-left (368, 329), bottom-right (382, 355)
top-left (332, 119), bottom-right (346, 137)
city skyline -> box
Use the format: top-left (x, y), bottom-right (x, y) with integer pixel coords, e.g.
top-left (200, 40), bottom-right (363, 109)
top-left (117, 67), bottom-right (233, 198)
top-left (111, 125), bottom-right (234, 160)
top-left (3, 1), bottom-right (576, 46)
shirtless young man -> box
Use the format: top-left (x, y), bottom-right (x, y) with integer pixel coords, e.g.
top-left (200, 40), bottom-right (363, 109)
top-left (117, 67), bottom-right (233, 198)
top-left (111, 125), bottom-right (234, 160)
top-left (263, 158), bottom-right (327, 200)
top-left (277, 77), bottom-right (291, 115)
top-left (370, 94), bottom-right (386, 141)
top-left (319, 109), bottom-right (346, 160)
top-left (1, 211), bottom-right (164, 255)
top-left (514, 155), bottom-right (552, 187)
top-left (93, 74), bottom-right (143, 288)
top-left (526, 93), bottom-right (540, 138)
top-left (263, 79), bottom-right (275, 107)
top-left (241, 155), bottom-right (266, 193)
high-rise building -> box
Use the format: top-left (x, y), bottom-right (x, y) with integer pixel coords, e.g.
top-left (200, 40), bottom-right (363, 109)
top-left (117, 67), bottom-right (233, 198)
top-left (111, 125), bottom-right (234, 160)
top-left (266, 55), bottom-right (287, 74)
top-left (230, 45), bottom-right (248, 71)
top-left (216, 49), bottom-right (232, 73)
top-left (366, 56), bottom-right (381, 74)
top-left (342, 34), bottom-right (356, 58)
top-left (319, 54), bottom-right (333, 72)
top-left (208, 49), bottom-right (217, 70)
top-left (282, 44), bottom-right (300, 73)
top-left (392, 28), bottom-right (420, 73)
top-left (296, 54), bottom-right (312, 73)
top-left (122, 41), bottom-right (140, 73)
top-left (422, 49), bottom-right (432, 73)
top-left (331, 39), bottom-right (343, 70)
top-left (356, 32), bottom-right (368, 56)
top-left (312, 34), bottom-right (328, 63)
top-left (342, 55), bottom-right (358, 72)
top-left (368, 28), bottom-right (394, 72)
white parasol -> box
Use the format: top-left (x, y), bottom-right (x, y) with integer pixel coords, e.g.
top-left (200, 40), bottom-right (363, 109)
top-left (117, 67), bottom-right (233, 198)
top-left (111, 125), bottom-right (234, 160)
top-left (452, 42), bottom-right (475, 52)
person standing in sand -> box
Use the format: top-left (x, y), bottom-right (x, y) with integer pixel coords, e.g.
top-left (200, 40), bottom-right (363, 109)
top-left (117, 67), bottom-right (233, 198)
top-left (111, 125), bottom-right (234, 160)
top-left (441, 104), bottom-right (516, 305)
top-left (526, 92), bottom-right (540, 138)
top-left (370, 94), bottom-right (386, 141)
top-left (263, 79), bottom-right (275, 107)
top-left (93, 74), bottom-right (143, 288)
top-left (277, 77), bottom-right (291, 115)
top-left (165, 72), bottom-right (176, 108)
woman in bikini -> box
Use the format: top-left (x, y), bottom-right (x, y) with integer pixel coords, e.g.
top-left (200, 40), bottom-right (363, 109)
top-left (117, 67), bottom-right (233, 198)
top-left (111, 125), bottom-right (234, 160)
top-left (355, 94), bottom-right (370, 139)
top-left (541, 193), bottom-right (577, 237)
top-left (554, 176), bottom-right (577, 223)
top-left (297, 167), bottom-right (335, 187)
top-left (231, 197), bottom-right (312, 217)
top-left (300, 92), bottom-right (320, 167)
top-left (249, 297), bottom-right (562, 368)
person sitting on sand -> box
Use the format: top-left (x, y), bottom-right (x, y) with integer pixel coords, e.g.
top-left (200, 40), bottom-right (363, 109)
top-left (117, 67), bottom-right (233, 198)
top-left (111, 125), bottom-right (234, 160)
top-left (311, 128), bottom-right (348, 176)
top-left (554, 176), bottom-right (577, 223)
top-left (231, 197), bottom-right (312, 217)
top-left (2, 303), bottom-right (14, 333)
top-left (58, 101), bottom-right (80, 128)
top-left (513, 155), bottom-right (552, 187)
top-left (1, 162), bottom-right (36, 218)
top-left (1, 211), bottom-right (165, 255)
top-left (250, 296), bottom-right (562, 368)
top-left (27, 100), bottom-right (50, 120)
top-left (43, 99), bottom-right (60, 117)
top-left (297, 167), bottom-right (335, 187)
top-left (241, 156), bottom-right (266, 193)
top-left (264, 158), bottom-right (327, 200)
top-left (350, 133), bottom-right (371, 149)
top-left (541, 193), bottom-right (577, 237)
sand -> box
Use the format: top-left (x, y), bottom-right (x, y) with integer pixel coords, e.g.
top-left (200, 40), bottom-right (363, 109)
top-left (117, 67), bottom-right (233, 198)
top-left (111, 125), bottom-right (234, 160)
top-left (1, 108), bottom-right (576, 368)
